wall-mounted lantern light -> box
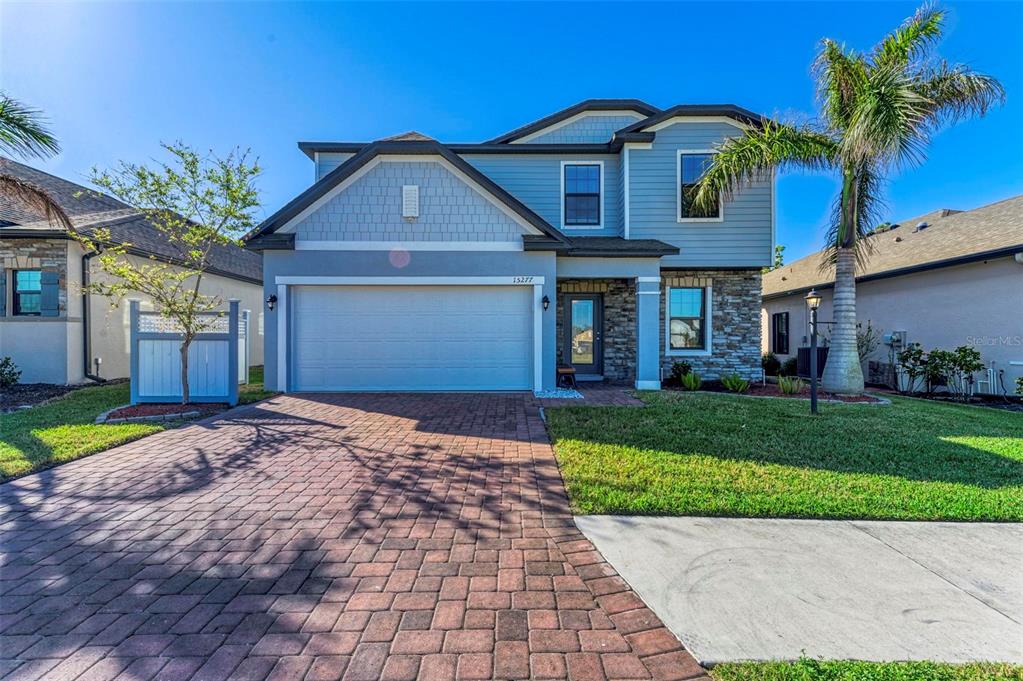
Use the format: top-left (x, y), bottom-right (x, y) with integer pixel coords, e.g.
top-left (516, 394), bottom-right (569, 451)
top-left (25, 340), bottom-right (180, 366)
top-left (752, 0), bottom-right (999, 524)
top-left (542, 295), bottom-right (550, 311)
top-left (266, 294), bottom-right (277, 312)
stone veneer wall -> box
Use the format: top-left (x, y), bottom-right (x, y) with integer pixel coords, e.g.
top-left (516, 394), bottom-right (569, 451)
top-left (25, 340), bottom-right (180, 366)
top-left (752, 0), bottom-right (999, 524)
top-left (0, 239), bottom-right (68, 315)
top-left (660, 269), bottom-right (762, 381)
top-left (556, 279), bottom-right (636, 383)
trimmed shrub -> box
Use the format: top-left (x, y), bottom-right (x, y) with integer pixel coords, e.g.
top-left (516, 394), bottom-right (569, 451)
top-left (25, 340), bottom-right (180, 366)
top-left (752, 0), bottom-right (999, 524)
top-left (721, 373), bottom-right (750, 394)
top-left (670, 361), bottom-right (692, 383)
top-left (0, 357), bottom-right (21, 389)
top-left (762, 352), bottom-right (781, 376)
top-left (680, 371), bottom-right (702, 391)
top-left (780, 357), bottom-right (799, 377)
top-left (778, 375), bottom-right (804, 395)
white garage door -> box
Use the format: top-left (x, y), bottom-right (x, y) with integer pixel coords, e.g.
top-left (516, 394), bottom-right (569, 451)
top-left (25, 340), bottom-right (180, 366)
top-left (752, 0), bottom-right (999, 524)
top-left (291, 285), bottom-right (534, 391)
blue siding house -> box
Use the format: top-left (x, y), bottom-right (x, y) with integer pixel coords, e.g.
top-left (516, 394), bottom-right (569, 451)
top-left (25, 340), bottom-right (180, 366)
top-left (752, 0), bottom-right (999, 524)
top-left (246, 100), bottom-right (772, 392)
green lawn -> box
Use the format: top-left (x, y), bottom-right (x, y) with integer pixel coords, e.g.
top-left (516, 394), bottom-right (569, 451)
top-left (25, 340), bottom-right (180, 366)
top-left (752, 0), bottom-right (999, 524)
top-left (546, 392), bottom-right (1023, 521)
top-left (1, 367), bottom-right (274, 481)
top-left (711, 659), bottom-right (1022, 681)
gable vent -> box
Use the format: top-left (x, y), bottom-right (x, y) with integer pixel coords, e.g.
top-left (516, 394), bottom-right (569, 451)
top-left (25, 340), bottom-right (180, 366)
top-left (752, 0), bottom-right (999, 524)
top-left (402, 185), bottom-right (420, 220)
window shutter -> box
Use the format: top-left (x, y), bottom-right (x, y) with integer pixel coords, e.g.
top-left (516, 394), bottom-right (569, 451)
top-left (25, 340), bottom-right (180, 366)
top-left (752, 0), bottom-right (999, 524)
top-left (402, 185), bottom-right (419, 219)
top-left (0, 270), bottom-right (6, 317)
top-left (40, 271), bottom-right (60, 317)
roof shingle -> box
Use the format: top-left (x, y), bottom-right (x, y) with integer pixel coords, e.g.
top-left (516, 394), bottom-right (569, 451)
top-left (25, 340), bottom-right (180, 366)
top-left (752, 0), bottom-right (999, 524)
top-left (763, 196), bottom-right (1023, 298)
top-left (0, 157), bottom-right (262, 283)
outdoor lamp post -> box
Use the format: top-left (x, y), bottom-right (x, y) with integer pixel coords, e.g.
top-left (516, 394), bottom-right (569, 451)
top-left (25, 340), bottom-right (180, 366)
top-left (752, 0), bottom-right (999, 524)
top-left (805, 289), bottom-right (822, 415)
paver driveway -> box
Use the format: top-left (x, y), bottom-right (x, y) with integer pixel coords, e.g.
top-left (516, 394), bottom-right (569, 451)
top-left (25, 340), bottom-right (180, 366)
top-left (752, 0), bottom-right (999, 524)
top-left (0, 394), bottom-right (705, 681)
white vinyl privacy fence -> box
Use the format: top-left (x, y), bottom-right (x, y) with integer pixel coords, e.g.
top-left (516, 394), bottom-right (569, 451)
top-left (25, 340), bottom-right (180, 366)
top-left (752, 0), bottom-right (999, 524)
top-left (130, 299), bottom-right (243, 405)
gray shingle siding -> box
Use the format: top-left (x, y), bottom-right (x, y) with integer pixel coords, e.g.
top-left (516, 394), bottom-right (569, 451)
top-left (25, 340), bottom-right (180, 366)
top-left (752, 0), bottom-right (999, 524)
top-left (462, 154), bottom-right (622, 236)
top-left (516, 114), bottom-right (643, 144)
top-left (628, 122), bottom-right (773, 268)
top-left (294, 160), bottom-right (526, 242)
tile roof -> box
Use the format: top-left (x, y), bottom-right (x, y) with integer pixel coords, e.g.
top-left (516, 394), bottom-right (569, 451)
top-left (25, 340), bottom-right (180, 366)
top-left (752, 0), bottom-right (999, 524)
top-left (0, 157), bottom-right (262, 284)
top-left (763, 195), bottom-right (1023, 298)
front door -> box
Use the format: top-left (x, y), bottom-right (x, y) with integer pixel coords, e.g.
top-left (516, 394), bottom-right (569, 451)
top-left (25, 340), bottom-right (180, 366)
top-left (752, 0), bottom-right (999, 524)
top-left (564, 294), bottom-right (603, 378)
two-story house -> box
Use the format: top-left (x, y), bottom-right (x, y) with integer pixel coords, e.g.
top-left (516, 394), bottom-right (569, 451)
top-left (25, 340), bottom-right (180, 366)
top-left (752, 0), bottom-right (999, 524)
top-left (245, 99), bottom-right (773, 392)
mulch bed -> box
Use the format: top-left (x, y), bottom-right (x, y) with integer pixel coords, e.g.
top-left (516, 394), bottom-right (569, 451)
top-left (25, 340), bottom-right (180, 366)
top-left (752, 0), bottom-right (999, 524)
top-left (1, 383), bottom-right (85, 412)
top-left (106, 403), bottom-right (225, 420)
top-left (871, 387), bottom-right (1023, 413)
top-left (666, 380), bottom-right (886, 404)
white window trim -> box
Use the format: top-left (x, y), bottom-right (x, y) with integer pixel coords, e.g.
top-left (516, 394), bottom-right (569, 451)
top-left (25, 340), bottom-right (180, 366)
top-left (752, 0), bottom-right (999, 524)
top-left (677, 150), bottom-right (724, 223)
top-left (665, 285), bottom-right (713, 357)
top-left (560, 160), bottom-right (604, 231)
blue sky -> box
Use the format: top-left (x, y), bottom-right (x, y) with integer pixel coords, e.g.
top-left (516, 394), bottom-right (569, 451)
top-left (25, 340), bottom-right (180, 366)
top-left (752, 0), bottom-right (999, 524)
top-left (2, 1), bottom-right (1020, 261)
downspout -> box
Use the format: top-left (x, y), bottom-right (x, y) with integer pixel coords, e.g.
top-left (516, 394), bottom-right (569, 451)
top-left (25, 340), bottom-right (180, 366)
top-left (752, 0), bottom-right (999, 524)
top-left (82, 248), bottom-right (105, 383)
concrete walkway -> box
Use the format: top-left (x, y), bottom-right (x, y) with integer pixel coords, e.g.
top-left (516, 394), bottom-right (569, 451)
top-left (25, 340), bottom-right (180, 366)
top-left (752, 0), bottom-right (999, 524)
top-left (577, 516), bottom-right (1023, 665)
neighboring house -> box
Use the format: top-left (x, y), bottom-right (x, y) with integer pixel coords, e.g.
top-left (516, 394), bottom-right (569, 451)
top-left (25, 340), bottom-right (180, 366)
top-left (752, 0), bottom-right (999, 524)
top-left (762, 196), bottom-right (1023, 394)
top-left (246, 99), bottom-right (774, 392)
top-left (0, 159), bottom-right (264, 384)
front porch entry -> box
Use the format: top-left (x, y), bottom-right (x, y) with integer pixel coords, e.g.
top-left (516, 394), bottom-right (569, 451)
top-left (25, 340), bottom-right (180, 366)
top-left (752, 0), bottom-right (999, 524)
top-left (562, 292), bottom-right (604, 379)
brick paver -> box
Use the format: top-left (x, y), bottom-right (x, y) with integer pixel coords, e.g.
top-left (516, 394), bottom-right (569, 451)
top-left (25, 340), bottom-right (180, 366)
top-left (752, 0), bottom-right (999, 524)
top-left (0, 394), bottom-right (706, 680)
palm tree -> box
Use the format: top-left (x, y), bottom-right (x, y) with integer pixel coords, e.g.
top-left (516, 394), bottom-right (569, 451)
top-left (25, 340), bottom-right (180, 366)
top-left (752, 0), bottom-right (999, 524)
top-left (0, 93), bottom-right (72, 229)
top-left (693, 4), bottom-right (1003, 394)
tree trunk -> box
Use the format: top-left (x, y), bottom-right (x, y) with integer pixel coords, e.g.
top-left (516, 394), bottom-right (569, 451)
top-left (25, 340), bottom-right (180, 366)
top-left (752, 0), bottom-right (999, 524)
top-left (180, 339), bottom-right (191, 405)
top-left (822, 245), bottom-right (865, 394)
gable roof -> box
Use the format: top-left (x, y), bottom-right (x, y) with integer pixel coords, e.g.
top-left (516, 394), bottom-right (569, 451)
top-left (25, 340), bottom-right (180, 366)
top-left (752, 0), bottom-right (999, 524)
top-left (245, 139), bottom-right (570, 249)
top-left (486, 99), bottom-right (661, 144)
top-left (762, 195), bottom-right (1023, 299)
top-left (0, 157), bottom-right (262, 284)
top-left (613, 104), bottom-right (768, 135)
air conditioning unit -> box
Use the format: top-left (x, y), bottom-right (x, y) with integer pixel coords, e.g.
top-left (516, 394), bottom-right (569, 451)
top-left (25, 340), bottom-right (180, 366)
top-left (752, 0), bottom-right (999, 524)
top-left (883, 330), bottom-right (907, 347)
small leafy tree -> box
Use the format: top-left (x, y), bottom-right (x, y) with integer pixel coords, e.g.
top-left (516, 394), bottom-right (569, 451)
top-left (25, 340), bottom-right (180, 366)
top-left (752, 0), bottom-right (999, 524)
top-left (73, 143), bottom-right (261, 404)
top-left (857, 321), bottom-right (882, 362)
top-left (0, 357), bottom-right (22, 389)
top-left (762, 244), bottom-right (785, 274)
top-left (927, 346), bottom-right (984, 402)
top-left (897, 343), bottom-right (927, 394)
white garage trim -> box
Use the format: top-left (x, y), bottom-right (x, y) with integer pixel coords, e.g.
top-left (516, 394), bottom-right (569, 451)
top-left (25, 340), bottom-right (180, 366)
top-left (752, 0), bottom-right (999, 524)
top-left (294, 240), bottom-right (524, 252)
top-left (276, 276), bottom-right (544, 286)
top-left (275, 276), bottom-right (545, 392)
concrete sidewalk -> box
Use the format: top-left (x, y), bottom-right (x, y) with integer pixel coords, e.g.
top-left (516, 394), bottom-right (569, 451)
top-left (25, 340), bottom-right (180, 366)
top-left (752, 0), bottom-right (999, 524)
top-left (577, 516), bottom-right (1023, 665)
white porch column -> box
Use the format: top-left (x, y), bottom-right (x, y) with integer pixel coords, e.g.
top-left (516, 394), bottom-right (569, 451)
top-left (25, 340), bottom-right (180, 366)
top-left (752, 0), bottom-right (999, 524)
top-left (635, 277), bottom-right (661, 390)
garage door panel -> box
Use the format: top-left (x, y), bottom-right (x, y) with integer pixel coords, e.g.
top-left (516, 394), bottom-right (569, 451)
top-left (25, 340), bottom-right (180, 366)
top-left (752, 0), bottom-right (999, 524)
top-left (292, 285), bottom-right (533, 391)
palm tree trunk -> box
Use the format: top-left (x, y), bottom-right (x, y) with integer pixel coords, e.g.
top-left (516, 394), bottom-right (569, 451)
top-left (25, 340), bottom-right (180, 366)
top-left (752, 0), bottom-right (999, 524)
top-left (822, 246), bottom-right (865, 394)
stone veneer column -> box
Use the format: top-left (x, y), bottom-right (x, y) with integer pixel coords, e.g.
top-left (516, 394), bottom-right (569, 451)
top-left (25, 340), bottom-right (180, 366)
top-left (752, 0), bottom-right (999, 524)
top-left (635, 277), bottom-right (661, 390)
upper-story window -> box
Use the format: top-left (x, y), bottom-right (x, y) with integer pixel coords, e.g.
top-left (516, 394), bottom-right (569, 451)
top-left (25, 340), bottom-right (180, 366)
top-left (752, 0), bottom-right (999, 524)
top-left (678, 151), bottom-right (722, 221)
top-left (562, 162), bottom-right (602, 228)
top-left (13, 270), bottom-right (42, 316)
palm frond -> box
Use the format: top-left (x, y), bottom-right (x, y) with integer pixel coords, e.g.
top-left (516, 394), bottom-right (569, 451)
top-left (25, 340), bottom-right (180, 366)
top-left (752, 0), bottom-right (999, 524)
top-left (0, 93), bottom-right (60, 160)
top-left (841, 62), bottom-right (931, 169)
top-left (813, 39), bottom-right (869, 131)
top-left (0, 172), bottom-right (73, 230)
top-left (692, 121), bottom-right (839, 211)
top-left (873, 3), bottom-right (945, 69)
top-left (821, 164), bottom-right (885, 270)
top-left (913, 61), bottom-right (1006, 129)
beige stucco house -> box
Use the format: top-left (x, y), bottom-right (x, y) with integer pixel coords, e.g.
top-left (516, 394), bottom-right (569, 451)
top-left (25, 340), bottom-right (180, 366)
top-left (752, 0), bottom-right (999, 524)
top-left (762, 196), bottom-right (1023, 395)
top-left (0, 159), bottom-right (264, 385)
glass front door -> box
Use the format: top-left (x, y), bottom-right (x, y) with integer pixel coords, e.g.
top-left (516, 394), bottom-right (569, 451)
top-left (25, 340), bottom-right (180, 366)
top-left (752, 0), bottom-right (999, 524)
top-left (564, 294), bottom-right (603, 377)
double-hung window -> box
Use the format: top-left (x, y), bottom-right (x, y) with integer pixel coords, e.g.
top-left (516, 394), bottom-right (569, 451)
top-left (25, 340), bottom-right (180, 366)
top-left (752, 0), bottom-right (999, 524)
top-left (12, 270), bottom-right (42, 316)
top-left (772, 311), bottom-right (790, 354)
top-left (678, 152), bottom-right (721, 220)
top-left (667, 287), bottom-right (709, 352)
top-left (562, 162), bottom-right (602, 228)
